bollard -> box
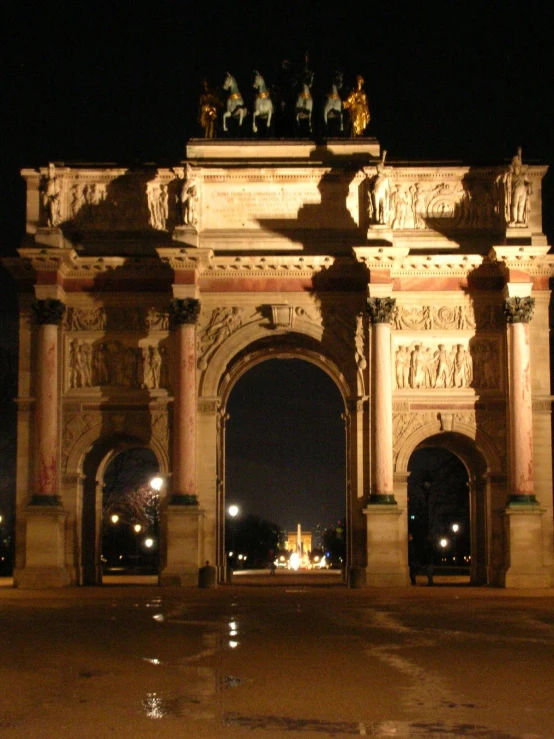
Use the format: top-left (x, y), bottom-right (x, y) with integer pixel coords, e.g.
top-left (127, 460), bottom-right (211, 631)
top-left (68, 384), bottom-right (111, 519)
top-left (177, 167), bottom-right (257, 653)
top-left (198, 560), bottom-right (217, 589)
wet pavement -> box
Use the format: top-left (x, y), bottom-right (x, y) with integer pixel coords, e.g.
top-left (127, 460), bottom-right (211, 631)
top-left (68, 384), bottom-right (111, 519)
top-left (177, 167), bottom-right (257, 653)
top-left (0, 580), bottom-right (553, 738)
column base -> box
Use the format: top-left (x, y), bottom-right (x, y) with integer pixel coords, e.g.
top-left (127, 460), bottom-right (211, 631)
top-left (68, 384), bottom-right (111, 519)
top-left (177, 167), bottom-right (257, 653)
top-left (363, 504), bottom-right (408, 587)
top-left (13, 566), bottom-right (72, 589)
top-left (504, 504), bottom-right (550, 588)
top-left (159, 504), bottom-right (205, 587)
top-left (15, 504), bottom-right (71, 588)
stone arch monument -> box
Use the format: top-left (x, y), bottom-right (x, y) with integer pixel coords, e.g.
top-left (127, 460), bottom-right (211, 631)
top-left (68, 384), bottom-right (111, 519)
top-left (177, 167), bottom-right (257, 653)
top-left (5, 138), bottom-right (554, 587)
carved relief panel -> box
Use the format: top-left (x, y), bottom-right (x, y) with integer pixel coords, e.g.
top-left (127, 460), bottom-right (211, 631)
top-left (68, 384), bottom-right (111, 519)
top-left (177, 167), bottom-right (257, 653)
top-left (65, 338), bottom-right (171, 392)
top-left (392, 336), bottom-right (503, 392)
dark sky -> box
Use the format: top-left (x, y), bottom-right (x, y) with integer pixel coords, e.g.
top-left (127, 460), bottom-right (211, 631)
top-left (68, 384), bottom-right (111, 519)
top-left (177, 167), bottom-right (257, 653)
top-left (226, 359), bottom-right (345, 533)
top-left (1, 1), bottom-right (554, 530)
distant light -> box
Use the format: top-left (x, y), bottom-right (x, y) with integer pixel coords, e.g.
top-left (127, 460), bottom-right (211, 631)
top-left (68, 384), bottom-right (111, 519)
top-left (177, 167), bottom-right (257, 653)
top-left (0, 515), bottom-right (3, 523)
top-left (440, 538), bottom-right (448, 548)
top-left (228, 505), bottom-right (239, 518)
top-left (229, 640), bottom-right (239, 649)
top-left (289, 552), bottom-right (300, 570)
top-left (134, 524), bottom-right (142, 533)
top-left (228, 551), bottom-right (234, 557)
top-left (144, 537), bottom-right (155, 549)
top-left (111, 514), bottom-right (119, 524)
top-left (150, 476), bottom-right (163, 492)
top-left (452, 523), bottom-right (460, 533)
top-left (410, 515), bottom-right (416, 520)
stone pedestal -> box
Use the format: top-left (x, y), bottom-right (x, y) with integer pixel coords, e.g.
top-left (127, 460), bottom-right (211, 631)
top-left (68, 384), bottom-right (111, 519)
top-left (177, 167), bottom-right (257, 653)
top-left (504, 505), bottom-right (549, 588)
top-left (159, 505), bottom-right (206, 587)
top-left (14, 506), bottom-right (71, 588)
top-left (363, 505), bottom-right (408, 586)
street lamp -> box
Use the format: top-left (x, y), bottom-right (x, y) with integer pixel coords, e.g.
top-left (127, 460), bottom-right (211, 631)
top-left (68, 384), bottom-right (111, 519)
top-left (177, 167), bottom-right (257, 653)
top-left (150, 476), bottom-right (163, 492)
top-left (227, 505), bottom-right (239, 567)
top-left (451, 523), bottom-right (459, 563)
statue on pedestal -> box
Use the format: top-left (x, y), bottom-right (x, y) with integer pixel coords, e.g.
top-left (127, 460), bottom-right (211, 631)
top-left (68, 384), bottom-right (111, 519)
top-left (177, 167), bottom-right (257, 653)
top-left (364, 151), bottom-right (391, 226)
top-left (175, 164), bottom-right (198, 227)
top-left (42, 162), bottom-right (62, 227)
top-left (343, 75), bottom-right (370, 137)
top-left (252, 70), bottom-right (274, 133)
top-left (323, 70), bottom-right (344, 133)
top-left (222, 73), bottom-right (247, 132)
top-left (502, 147), bottom-right (532, 227)
top-left (198, 79), bottom-right (221, 139)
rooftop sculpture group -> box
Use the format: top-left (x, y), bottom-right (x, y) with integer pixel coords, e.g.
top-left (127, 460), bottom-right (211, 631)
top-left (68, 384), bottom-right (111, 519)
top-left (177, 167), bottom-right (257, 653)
top-left (198, 58), bottom-right (371, 138)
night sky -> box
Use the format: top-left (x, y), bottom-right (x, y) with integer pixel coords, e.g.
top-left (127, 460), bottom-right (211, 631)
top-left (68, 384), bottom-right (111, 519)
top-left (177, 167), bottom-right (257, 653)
top-left (1, 1), bottom-right (553, 530)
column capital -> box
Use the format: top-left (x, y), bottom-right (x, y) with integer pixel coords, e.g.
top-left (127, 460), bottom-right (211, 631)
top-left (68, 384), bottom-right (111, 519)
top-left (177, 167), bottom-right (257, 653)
top-left (503, 296), bottom-right (535, 324)
top-left (169, 297), bottom-right (201, 326)
top-left (32, 298), bottom-right (65, 325)
top-left (366, 297), bottom-right (396, 324)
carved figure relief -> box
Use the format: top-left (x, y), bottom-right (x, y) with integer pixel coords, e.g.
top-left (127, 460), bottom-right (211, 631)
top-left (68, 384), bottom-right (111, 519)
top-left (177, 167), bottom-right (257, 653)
top-left (197, 307), bottom-right (243, 369)
top-left (364, 153), bottom-right (391, 226)
top-left (68, 340), bottom-right (169, 390)
top-left (147, 181), bottom-right (168, 230)
top-left (394, 339), bottom-right (498, 390)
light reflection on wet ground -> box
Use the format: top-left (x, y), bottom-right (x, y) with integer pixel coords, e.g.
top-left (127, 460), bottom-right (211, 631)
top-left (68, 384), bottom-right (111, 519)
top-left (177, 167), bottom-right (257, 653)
top-left (0, 586), bottom-right (553, 738)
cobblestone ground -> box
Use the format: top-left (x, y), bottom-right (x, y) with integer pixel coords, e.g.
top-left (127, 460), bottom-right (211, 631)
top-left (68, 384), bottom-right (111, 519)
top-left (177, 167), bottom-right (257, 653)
top-left (1, 579), bottom-right (553, 738)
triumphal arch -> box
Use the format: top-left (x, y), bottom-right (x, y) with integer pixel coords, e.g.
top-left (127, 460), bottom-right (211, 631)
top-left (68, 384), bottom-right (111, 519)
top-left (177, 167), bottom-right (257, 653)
top-left (6, 137), bottom-right (554, 588)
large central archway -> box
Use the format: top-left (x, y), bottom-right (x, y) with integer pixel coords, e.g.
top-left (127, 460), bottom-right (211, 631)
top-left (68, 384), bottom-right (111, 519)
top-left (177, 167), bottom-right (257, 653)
top-left (213, 335), bottom-right (361, 581)
top-left (225, 357), bottom-right (346, 574)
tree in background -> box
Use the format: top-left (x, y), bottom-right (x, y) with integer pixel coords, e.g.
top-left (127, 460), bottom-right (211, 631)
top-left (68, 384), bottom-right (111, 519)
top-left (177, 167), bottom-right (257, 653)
top-left (226, 513), bottom-right (282, 569)
top-left (322, 519), bottom-right (346, 567)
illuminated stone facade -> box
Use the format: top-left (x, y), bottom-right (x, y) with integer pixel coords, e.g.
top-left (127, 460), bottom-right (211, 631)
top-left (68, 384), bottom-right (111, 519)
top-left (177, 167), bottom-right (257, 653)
top-left (5, 139), bottom-right (554, 588)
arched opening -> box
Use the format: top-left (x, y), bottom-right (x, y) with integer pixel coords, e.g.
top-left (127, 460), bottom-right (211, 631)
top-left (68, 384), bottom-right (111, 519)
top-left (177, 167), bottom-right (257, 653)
top-left (408, 447), bottom-right (470, 584)
top-left (224, 358), bottom-right (346, 578)
top-left (406, 431), bottom-right (491, 585)
top-left (81, 439), bottom-right (162, 585)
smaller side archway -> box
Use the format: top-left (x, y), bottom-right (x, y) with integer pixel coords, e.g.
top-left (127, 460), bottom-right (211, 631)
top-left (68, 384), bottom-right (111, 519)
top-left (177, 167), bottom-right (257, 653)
top-left (79, 435), bottom-right (164, 585)
top-left (396, 424), bottom-right (505, 586)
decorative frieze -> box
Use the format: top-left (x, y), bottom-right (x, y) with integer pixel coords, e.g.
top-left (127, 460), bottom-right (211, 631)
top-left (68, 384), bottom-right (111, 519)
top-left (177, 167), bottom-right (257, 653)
top-left (392, 303), bottom-right (503, 331)
top-left (63, 306), bottom-right (170, 332)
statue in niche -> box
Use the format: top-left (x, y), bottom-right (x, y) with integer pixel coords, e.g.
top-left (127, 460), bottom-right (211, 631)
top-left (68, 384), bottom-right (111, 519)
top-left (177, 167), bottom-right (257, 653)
top-left (343, 75), bottom-right (370, 137)
top-left (69, 339), bottom-right (79, 388)
top-left (395, 346), bottom-right (410, 388)
top-left (149, 346), bottom-right (162, 389)
top-left (502, 147), bottom-right (532, 226)
top-left (42, 162), bottom-right (62, 227)
top-left (198, 78), bottom-right (221, 139)
top-left (176, 165), bottom-right (198, 227)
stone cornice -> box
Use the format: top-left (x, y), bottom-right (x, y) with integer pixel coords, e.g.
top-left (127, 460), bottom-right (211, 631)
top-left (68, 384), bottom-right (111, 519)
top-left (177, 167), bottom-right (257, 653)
top-left (489, 245), bottom-right (554, 277)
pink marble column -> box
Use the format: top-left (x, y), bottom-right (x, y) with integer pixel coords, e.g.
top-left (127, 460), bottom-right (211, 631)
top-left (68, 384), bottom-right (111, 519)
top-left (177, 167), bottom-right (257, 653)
top-left (170, 298), bottom-right (200, 503)
top-left (504, 296), bottom-right (536, 503)
top-left (32, 299), bottom-right (65, 504)
top-left (367, 297), bottom-right (396, 504)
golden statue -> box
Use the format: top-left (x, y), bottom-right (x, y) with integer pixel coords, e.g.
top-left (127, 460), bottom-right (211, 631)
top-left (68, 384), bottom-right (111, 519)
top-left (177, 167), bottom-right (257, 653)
top-left (198, 79), bottom-right (221, 139)
top-left (343, 75), bottom-right (370, 137)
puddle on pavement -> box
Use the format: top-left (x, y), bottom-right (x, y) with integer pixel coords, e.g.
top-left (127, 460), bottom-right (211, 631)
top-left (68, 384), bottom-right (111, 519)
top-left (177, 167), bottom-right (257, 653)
top-left (140, 666), bottom-right (218, 721)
